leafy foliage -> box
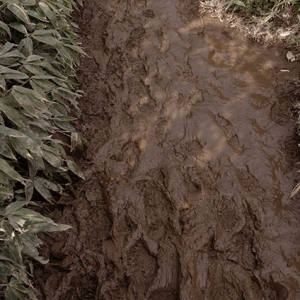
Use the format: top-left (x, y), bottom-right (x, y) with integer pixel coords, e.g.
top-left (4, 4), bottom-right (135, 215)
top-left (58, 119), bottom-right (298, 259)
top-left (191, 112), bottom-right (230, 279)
top-left (0, 0), bottom-right (84, 298)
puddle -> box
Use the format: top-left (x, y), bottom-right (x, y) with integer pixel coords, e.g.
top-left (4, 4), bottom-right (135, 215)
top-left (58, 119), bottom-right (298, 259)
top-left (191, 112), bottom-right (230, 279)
top-left (35, 0), bottom-right (300, 299)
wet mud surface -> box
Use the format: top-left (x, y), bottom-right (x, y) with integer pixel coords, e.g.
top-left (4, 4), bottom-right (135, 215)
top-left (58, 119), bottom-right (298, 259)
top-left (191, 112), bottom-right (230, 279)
top-left (35, 0), bottom-right (300, 299)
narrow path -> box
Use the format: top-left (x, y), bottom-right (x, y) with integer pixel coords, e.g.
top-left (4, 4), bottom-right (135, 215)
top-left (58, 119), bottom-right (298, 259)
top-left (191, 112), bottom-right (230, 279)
top-left (36, 0), bottom-right (300, 299)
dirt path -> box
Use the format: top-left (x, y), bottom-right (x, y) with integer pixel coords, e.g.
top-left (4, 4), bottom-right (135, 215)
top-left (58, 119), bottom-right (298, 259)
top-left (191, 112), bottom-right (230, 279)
top-left (35, 0), bottom-right (300, 299)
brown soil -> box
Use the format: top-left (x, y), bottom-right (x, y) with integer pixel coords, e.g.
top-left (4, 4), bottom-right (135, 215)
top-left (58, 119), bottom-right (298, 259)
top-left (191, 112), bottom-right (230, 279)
top-left (34, 0), bottom-right (300, 299)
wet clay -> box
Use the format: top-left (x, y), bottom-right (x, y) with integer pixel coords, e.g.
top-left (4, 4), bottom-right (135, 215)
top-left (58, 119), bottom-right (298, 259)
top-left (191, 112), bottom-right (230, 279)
top-left (34, 0), bottom-right (300, 299)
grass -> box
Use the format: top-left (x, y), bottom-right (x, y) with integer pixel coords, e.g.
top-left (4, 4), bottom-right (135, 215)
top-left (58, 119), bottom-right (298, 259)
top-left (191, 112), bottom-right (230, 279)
top-left (199, 0), bottom-right (300, 45)
top-left (0, 0), bottom-right (85, 298)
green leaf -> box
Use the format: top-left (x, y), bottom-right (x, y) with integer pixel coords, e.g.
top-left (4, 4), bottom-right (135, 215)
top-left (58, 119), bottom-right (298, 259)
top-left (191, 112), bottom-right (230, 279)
top-left (0, 42), bottom-right (16, 55)
top-left (66, 157), bottom-right (85, 180)
top-left (5, 201), bottom-right (27, 215)
top-left (0, 125), bottom-right (28, 138)
top-left (25, 217), bottom-right (72, 233)
top-left (54, 119), bottom-right (75, 131)
top-left (41, 150), bottom-right (61, 168)
top-left (0, 103), bottom-right (25, 127)
top-left (24, 0), bottom-right (36, 6)
top-left (9, 137), bottom-right (34, 162)
top-left (234, 0), bottom-right (246, 7)
top-left (19, 37), bottom-right (33, 56)
top-left (0, 20), bottom-right (11, 38)
top-left (5, 286), bottom-right (19, 300)
top-left (33, 178), bottom-right (54, 203)
top-left (8, 23), bottom-right (28, 36)
top-left (64, 43), bottom-right (86, 55)
top-left (32, 78), bottom-right (56, 92)
top-left (27, 9), bottom-right (47, 22)
top-left (0, 261), bottom-right (11, 276)
top-left (8, 215), bottom-right (26, 228)
top-left (290, 182), bottom-right (300, 198)
top-left (0, 65), bottom-right (29, 79)
top-left (9, 23), bottom-right (28, 36)
top-left (0, 171), bottom-right (10, 186)
top-left (21, 233), bottom-right (48, 264)
top-left (0, 139), bottom-right (17, 160)
top-left (33, 60), bottom-right (66, 79)
top-left (34, 177), bottom-right (62, 193)
top-left (38, 2), bottom-right (57, 27)
top-left (0, 186), bottom-right (13, 200)
top-left (0, 158), bottom-right (25, 184)
top-left (32, 34), bottom-right (60, 47)
top-left (0, 74), bottom-right (6, 90)
top-left (11, 86), bottom-right (39, 118)
top-left (7, 3), bottom-right (31, 24)
top-left (24, 55), bottom-right (43, 64)
top-left (25, 181), bottom-right (34, 202)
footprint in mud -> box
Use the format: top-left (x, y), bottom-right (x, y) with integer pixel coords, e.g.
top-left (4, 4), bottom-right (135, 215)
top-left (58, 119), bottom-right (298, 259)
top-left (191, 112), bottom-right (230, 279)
top-left (142, 9), bottom-right (155, 18)
top-left (213, 113), bottom-right (245, 153)
top-left (127, 27), bottom-right (146, 49)
top-left (127, 241), bottom-right (158, 298)
top-left (206, 262), bottom-right (264, 299)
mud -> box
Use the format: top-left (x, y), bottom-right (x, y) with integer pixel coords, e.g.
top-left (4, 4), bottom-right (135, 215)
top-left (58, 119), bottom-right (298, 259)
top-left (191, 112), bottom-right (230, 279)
top-left (34, 0), bottom-right (300, 299)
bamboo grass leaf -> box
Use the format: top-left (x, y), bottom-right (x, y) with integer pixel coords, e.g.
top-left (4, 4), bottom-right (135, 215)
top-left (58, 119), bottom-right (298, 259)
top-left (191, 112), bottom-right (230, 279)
top-left (11, 86), bottom-right (39, 118)
top-left (41, 149), bottom-right (61, 168)
top-left (9, 137), bottom-right (34, 162)
top-left (0, 158), bottom-right (25, 184)
top-left (8, 22), bottom-right (28, 36)
top-left (25, 181), bottom-right (33, 202)
top-left (0, 140), bottom-right (17, 160)
top-left (33, 178), bottom-right (54, 203)
top-left (7, 4), bottom-right (31, 24)
top-left (0, 20), bottom-right (11, 38)
top-left (66, 157), bottom-right (85, 180)
top-left (0, 186), bottom-right (13, 200)
top-left (38, 2), bottom-right (57, 27)
top-left (5, 201), bottom-right (27, 215)
top-left (0, 103), bottom-right (25, 127)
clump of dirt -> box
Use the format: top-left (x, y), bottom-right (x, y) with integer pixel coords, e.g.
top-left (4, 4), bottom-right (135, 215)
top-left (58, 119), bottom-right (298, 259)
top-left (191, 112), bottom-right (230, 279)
top-left (34, 0), bottom-right (300, 299)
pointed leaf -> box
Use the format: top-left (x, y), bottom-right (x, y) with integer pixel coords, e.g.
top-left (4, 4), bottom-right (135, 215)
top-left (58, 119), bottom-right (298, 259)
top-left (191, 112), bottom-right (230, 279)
top-left (5, 201), bottom-right (26, 215)
top-left (7, 4), bottom-right (31, 24)
top-left (0, 103), bottom-right (25, 127)
top-left (41, 150), bottom-right (61, 168)
top-left (0, 158), bottom-right (25, 184)
top-left (0, 21), bottom-right (11, 38)
top-left (9, 137), bottom-right (34, 162)
top-left (39, 2), bottom-right (57, 27)
top-left (0, 42), bottom-right (16, 55)
top-left (66, 157), bottom-right (85, 180)
top-left (0, 139), bottom-right (16, 160)
top-left (32, 34), bottom-right (60, 47)
top-left (11, 86), bottom-right (39, 118)
top-left (33, 178), bottom-right (54, 203)
top-left (290, 182), bottom-right (300, 198)
top-left (25, 181), bottom-right (34, 202)
top-left (0, 186), bottom-right (13, 200)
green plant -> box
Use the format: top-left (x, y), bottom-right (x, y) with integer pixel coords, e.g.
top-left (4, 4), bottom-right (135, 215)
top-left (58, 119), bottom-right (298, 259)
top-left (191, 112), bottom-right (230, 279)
top-left (223, 0), bottom-right (300, 21)
top-left (0, 0), bottom-right (85, 298)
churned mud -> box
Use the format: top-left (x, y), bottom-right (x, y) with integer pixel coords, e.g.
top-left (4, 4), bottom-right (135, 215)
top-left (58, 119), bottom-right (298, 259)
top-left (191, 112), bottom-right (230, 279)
top-left (34, 0), bottom-right (300, 299)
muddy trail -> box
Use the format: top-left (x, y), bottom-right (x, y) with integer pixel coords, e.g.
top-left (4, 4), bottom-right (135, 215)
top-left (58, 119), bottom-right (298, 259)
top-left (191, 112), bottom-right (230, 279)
top-left (34, 0), bottom-right (300, 299)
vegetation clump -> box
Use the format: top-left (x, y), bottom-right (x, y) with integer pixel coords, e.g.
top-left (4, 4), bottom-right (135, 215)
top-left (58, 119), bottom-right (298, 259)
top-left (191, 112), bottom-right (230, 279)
top-left (0, 0), bottom-right (84, 298)
top-left (199, 0), bottom-right (300, 44)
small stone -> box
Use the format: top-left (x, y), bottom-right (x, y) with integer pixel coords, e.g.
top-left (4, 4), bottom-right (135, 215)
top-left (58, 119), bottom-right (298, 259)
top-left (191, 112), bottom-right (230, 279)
top-left (286, 51), bottom-right (296, 62)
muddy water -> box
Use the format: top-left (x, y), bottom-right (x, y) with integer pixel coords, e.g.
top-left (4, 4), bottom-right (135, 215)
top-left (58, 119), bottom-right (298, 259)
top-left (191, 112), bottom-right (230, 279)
top-left (35, 0), bottom-right (300, 299)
